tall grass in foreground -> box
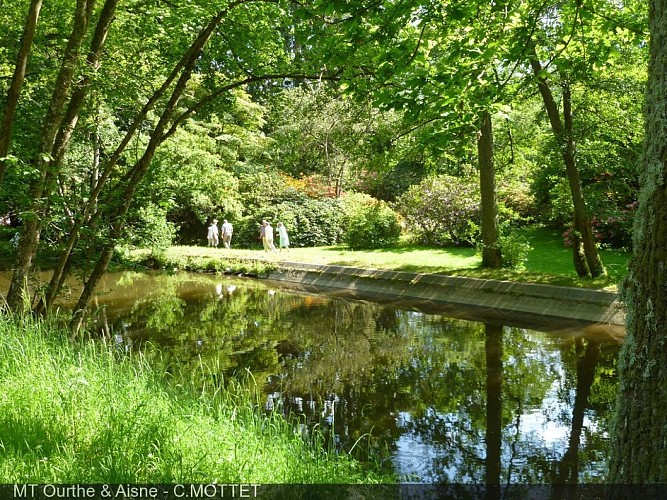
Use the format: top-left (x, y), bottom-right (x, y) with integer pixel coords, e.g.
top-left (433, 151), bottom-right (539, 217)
top-left (0, 314), bottom-right (390, 483)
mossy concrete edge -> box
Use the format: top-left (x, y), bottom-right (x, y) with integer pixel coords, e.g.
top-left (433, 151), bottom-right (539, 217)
top-left (266, 261), bottom-right (625, 326)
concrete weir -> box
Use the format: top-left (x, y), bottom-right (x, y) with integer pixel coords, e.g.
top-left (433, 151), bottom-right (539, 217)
top-left (266, 262), bottom-right (625, 327)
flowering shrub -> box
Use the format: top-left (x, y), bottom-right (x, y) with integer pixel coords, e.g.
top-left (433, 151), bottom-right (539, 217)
top-left (593, 201), bottom-right (637, 250)
top-left (394, 175), bottom-right (480, 246)
top-left (562, 201), bottom-right (637, 250)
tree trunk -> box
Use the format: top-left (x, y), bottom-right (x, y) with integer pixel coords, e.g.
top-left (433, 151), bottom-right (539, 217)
top-left (478, 111), bottom-right (501, 268)
top-left (562, 83), bottom-right (605, 278)
top-left (529, 55), bottom-right (605, 278)
top-left (555, 337), bottom-right (599, 484)
top-left (70, 6), bottom-right (230, 333)
top-left (609, 0), bottom-right (667, 481)
top-left (6, 0), bottom-right (96, 311)
top-left (485, 322), bottom-right (503, 490)
top-left (33, 0), bottom-right (119, 316)
top-left (49, 0), bottom-right (118, 171)
top-left (505, 117), bottom-right (514, 165)
top-left (0, 0), bottom-right (43, 186)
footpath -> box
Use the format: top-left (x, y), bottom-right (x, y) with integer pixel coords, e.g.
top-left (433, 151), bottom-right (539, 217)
top-left (262, 261), bottom-right (625, 327)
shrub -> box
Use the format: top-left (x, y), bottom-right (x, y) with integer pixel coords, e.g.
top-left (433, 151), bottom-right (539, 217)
top-left (394, 174), bottom-right (480, 246)
top-left (499, 231), bottom-right (532, 270)
top-left (123, 204), bottom-right (177, 252)
top-left (591, 201), bottom-right (637, 250)
top-left (498, 182), bottom-right (535, 224)
top-left (232, 195), bottom-right (345, 249)
top-left (562, 201), bottom-right (636, 251)
top-left (343, 202), bottom-right (401, 250)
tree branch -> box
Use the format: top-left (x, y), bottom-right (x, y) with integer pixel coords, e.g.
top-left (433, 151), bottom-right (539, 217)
top-left (162, 72), bottom-right (342, 142)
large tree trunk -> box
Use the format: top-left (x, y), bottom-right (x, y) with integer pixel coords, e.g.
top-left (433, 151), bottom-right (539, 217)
top-left (529, 55), bottom-right (605, 278)
top-left (33, 0), bottom-right (119, 316)
top-left (478, 111), bottom-right (501, 268)
top-left (0, 0), bottom-right (43, 186)
top-left (6, 0), bottom-right (96, 311)
top-left (609, 0), bottom-right (667, 481)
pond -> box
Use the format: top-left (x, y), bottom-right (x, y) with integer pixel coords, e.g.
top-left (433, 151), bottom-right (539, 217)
top-left (92, 271), bottom-right (622, 484)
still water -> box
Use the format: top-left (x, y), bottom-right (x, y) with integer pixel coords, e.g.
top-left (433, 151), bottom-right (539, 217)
top-left (93, 271), bottom-right (622, 484)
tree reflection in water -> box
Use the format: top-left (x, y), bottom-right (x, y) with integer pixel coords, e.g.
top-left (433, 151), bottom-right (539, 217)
top-left (96, 272), bottom-right (621, 484)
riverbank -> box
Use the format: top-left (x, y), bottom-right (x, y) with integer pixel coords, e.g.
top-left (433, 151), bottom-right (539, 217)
top-left (266, 262), bottom-right (625, 326)
top-left (0, 315), bottom-right (390, 484)
top-left (131, 247), bottom-right (626, 327)
top-left (141, 227), bottom-right (629, 291)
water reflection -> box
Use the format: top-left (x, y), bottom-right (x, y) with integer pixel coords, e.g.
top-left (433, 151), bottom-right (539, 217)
top-left (93, 272), bottom-right (621, 484)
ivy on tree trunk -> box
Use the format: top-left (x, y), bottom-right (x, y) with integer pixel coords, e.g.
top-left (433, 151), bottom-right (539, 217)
top-left (610, 0), bottom-right (667, 481)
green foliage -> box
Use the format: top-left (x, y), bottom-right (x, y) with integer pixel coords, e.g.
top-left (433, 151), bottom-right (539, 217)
top-left (353, 159), bottom-right (428, 202)
top-left (591, 202), bottom-right (637, 250)
top-left (0, 314), bottom-right (386, 483)
top-left (498, 230), bottom-right (532, 270)
top-left (394, 174), bottom-right (481, 246)
top-left (264, 85), bottom-right (419, 201)
top-left (343, 201), bottom-right (401, 250)
top-left (235, 195), bottom-right (345, 249)
top-left (122, 204), bottom-right (177, 252)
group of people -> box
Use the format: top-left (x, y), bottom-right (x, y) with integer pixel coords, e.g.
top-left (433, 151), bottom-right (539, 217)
top-left (259, 219), bottom-right (289, 252)
top-left (206, 218), bottom-right (289, 251)
top-left (207, 219), bottom-right (234, 248)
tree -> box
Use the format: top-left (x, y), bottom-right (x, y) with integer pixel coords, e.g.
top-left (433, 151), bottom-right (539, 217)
top-left (265, 85), bottom-right (408, 198)
top-left (528, 49), bottom-right (605, 278)
top-left (0, 0), bottom-right (43, 186)
top-left (521, 0), bottom-right (647, 277)
top-left (478, 112), bottom-right (501, 268)
top-left (332, 0), bottom-right (535, 268)
top-left (2, 0), bottom-right (351, 322)
top-left (609, 0), bottom-right (667, 482)
top-left (6, 0), bottom-right (98, 311)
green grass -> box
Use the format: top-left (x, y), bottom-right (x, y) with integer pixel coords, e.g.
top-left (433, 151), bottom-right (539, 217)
top-left (137, 227), bottom-right (629, 291)
top-left (0, 314), bottom-right (391, 484)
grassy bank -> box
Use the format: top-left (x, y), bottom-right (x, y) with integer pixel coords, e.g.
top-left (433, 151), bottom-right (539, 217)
top-left (131, 227), bottom-right (630, 291)
top-left (0, 315), bottom-right (390, 484)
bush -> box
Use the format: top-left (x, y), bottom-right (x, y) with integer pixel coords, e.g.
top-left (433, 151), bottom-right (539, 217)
top-left (499, 231), bottom-right (532, 270)
top-left (498, 182), bottom-right (535, 224)
top-left (231, 195), bottom-right (346, 249)
top-left (123, 204), bottom-right (177, 252)
top-left (343, 202), bottom-right (401, 250)
top-left (591, 201), bottom-right (637, 250)
top-left (394, 174), bottom-right (480, 246)
top-left (562, 201), bottom-right (636, 251)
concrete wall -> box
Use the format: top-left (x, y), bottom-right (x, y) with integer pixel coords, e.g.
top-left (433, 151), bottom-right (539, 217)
top-left (267, 262), bottom-right (625, 327)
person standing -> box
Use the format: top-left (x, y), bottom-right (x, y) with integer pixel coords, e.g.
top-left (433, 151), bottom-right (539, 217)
top-left (264, 221), bottom-right (277, 252)
top-left (259, 220), bottom-right (268, 251)
top-left (207, 219), bottom-right (219, 247)
top-left (221, 219), bottom-right (233, 249)
top-left (277, 222), bottom-right (290, 251)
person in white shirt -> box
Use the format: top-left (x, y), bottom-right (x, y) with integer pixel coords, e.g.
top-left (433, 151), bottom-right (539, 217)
top-left (207, 219), bottom-right (219, 247)
top-left (264, 221), bottom-right (277, 252)
top-left (221, 219), bottom-right (233, 248)
top-left (277, 222), bottom-right (290, 251)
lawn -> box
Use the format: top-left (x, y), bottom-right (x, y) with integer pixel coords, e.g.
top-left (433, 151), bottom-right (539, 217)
top-left (159, 227), bottom-right (630, 291)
